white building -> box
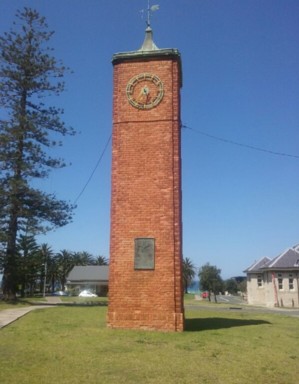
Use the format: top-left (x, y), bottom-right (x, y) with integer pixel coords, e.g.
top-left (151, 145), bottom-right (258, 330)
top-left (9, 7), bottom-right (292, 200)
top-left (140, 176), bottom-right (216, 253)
top-left (66, 266), bottom-right (109, 296)
top-left (244, 245), bottom-right (299, 308)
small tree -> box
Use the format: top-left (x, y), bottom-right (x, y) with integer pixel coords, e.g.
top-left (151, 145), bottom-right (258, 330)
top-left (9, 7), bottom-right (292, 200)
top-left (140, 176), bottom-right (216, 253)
top-left (238, 279), bottom-right (247, 296)
top-left (0, 8), bottom-right (75, 298)
top-left (198, 263), bottom-right (223, 302)
top-left (182, 257), bottom-right (196, 293)
top-left (224, 278), bottom-right (239, 295)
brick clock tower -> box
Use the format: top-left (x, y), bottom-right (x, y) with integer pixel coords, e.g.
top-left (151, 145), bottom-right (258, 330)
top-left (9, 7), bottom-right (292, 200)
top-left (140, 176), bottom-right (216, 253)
top-left (107, 23), bottom-right (184, 331)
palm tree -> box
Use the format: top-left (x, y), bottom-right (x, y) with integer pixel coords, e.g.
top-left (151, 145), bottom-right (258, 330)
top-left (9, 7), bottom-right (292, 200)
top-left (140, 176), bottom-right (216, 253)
top-left (93, 255), bottom-right (109, 265)
top-left (73, 251), bottom-right (94, 265)
top-left (55, 250), bottom-right (74, 291)
top-left (16, 235), bottom-right (40, 297)
top-left (183, 257), bottom-right (196, 294)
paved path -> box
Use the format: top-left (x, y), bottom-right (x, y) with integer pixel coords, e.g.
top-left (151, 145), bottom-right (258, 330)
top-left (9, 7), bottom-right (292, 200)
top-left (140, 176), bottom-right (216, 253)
top-left (0, 296), bottom-right (62, 329)
top-left (2, 297), bottom-right (298, 330)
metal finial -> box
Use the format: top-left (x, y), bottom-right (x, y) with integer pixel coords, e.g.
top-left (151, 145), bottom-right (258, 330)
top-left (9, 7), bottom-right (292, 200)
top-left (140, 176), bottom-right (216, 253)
top-left (145, 0), bottom-right (160, 27)
top-left (138, 1), bottom-right (160, 51)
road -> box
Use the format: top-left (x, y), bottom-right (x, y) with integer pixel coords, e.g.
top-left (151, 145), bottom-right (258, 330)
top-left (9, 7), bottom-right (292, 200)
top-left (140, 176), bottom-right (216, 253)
top-left (186, 294), bottom-right (299, 318)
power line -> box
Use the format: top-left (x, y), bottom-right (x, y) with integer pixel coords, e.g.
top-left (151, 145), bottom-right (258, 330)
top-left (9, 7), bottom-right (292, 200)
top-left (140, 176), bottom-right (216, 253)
top-left (74, 133), bottom-right (112, 204)
top-left (182, 124), bottom-right (299, 160)
top-left (74, 124), bottom-right (298, 205)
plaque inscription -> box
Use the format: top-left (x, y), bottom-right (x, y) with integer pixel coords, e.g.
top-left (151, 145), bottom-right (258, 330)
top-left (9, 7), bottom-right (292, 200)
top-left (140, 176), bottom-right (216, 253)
top-left (134, 238), bottom-right (155, 270)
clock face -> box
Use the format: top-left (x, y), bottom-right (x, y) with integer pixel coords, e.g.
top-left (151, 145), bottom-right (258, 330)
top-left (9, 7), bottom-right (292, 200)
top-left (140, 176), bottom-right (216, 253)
top-left (126, 73), bottom-right (164, 110)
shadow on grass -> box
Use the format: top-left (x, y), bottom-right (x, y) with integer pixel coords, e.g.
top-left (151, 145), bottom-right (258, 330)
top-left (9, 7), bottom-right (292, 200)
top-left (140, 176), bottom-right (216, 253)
top-left (185, 317), bottom-right (271, 332)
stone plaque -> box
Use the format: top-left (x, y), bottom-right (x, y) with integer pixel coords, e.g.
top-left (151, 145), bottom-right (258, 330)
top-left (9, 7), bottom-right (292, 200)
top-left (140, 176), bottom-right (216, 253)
top-left (134, 238), bottom-right (155, 270)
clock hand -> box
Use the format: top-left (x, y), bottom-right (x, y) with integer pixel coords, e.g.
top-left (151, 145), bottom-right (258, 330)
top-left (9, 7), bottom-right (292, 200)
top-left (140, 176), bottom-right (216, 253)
top-left (138, 85), bottom-right (151, 102)
top-left (142, 85), bottom-right (150, 95)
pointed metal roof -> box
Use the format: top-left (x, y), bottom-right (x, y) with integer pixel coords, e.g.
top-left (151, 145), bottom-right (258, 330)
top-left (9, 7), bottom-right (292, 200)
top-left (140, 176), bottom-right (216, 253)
top-left (139, 26), bottom-right (158, 51)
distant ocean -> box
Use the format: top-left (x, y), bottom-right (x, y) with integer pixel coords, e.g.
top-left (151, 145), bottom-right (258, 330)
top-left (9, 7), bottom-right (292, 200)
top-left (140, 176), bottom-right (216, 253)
top-left (187, 280), bottom-right (200, 294)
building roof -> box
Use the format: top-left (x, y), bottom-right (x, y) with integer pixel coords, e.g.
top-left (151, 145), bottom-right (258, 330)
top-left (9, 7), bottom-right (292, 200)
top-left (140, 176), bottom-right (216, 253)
top-left (67, 266), bottom-right (109, 282)
top-left (267, 248), bottom-right (299, 269)
top-left (244, 247), bottom-right (299, 273)
top-left (244, 257), bottom-right (272, 273)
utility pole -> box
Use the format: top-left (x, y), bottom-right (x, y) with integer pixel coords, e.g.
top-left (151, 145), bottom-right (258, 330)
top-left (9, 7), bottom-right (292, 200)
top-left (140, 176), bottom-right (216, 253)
top-left (43, 262), bottom-right (47, 298)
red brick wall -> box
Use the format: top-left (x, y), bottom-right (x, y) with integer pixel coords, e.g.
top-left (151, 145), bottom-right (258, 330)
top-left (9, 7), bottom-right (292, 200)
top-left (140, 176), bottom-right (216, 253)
top-left (107, 56), bottom-right (184, 331)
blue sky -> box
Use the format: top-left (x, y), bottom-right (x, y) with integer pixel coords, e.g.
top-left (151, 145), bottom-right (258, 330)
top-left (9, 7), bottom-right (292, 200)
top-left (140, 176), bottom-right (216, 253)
top-left (1, 0), bottom-right (298, 279)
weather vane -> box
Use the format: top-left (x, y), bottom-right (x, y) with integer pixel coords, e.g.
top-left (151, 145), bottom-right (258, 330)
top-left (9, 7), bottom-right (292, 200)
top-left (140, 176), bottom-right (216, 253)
top-left (140, 0), bottom-right (160, 27)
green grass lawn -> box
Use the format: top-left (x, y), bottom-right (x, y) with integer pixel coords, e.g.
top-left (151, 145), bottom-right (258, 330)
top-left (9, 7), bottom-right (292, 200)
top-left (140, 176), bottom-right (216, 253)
top-left (0, 299), bottom-right (33, 310)
top-left (0, 301), bottom-right (298, 384)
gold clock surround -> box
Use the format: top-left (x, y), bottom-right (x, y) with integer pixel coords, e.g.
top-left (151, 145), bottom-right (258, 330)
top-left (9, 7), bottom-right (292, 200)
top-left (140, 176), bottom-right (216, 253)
top-left (126, 73), bottom-right (164, 110)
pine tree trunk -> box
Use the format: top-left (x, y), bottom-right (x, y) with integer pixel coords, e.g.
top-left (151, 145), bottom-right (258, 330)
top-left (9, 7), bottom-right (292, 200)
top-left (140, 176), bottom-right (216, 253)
top-left (3, 212), bottom-right (18, 299)
top-left (3, 92), bottom-right (27, 299)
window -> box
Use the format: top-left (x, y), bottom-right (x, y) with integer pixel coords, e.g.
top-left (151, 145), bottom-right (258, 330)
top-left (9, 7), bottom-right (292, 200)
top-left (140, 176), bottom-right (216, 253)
top-left (278, 273), bottom-right (283, 290)
top-left (289, 274), bottom-right (294, 290)
top-left (257, 274), bottom-right (263, 287)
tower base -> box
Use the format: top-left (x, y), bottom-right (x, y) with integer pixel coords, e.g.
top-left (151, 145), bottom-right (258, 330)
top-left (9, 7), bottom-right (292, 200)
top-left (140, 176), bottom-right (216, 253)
top-left (107, 311), bottom-right (184, 332)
